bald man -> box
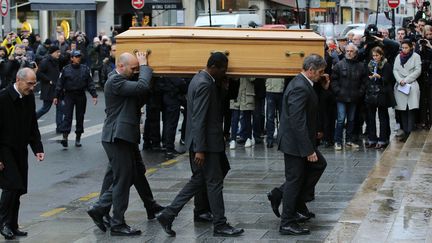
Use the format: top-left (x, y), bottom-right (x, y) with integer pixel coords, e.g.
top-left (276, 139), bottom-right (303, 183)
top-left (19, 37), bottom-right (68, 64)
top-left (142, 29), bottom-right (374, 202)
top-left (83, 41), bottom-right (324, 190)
top-left (0, 68), bottom-right (44, 239)
top-left (87, 52), bottom-right (155, 236)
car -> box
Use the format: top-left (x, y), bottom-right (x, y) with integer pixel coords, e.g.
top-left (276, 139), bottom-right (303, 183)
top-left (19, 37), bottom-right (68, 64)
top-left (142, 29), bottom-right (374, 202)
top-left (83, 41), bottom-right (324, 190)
top-left (345, 28), bottom-right (365, 38)
top-left (194, 12), bottom-right (262, 28)
top-left (340, 24), bottom-right (366, 38)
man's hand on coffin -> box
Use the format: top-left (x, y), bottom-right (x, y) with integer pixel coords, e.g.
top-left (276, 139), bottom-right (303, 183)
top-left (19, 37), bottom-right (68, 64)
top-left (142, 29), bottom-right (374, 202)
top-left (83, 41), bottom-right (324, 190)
top-left (136, 51), bottom-right (148, 66)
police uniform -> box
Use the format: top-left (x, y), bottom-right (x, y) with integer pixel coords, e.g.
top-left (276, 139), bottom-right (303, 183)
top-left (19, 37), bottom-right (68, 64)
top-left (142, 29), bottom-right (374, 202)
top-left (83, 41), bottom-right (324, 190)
top-left (55, 50), bottom-right (97, 146)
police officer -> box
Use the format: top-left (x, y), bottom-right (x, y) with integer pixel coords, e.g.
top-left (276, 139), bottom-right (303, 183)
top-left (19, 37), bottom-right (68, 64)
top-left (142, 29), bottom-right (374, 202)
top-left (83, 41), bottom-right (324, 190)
top-left (53, 50), bottom-right (98, 147)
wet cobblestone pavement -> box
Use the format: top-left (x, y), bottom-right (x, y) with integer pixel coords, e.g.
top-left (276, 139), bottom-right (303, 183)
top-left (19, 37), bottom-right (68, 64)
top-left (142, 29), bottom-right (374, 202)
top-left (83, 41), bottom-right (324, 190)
top-left (7, 140), bottom-right (388, 243)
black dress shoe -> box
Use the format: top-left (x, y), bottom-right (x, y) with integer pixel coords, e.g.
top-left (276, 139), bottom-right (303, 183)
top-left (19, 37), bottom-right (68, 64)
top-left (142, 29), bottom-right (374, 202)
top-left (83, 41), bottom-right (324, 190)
top-left (156, 212), bottom-right (176, 236)
top-left (0, 225), bottom-right (14, 240)
top-left (194, 212), bottom-right (213, 222)
top-left (267, 188), bottom-right (282, 218)
top-left (146, 204), bottom-right (165, 220)
top-left (295, 212), bottom-right (314, 223)
top-left (12, 228), bottom-right (27, 237)
top-left (266, 142), bottom-right (274, 148)
top-left (279, 222), bottom-right (310, 235)
top-left (103, 214), bottom-right (111, 228)
top-left (60, 139), bottom-right (68, 148)
top-left (87, 206), bottom-right (107, 232)
top-left (110, 224), bottom-right (141, 236)
top-left (213, 223), bottom-right (244, 237)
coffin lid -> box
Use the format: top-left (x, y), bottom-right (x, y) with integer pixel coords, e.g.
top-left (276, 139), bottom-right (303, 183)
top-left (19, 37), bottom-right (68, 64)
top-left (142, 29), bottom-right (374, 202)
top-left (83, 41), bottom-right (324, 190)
top-left (116, 27), bottom-right (325, 41)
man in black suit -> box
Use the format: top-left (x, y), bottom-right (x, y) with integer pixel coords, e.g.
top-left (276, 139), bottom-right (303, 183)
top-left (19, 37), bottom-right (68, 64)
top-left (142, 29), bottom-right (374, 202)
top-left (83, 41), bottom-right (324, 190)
top-left (87, 51), bottom-right (155, 236)
top-left (156, 52), bottom-right (244, 237)
top-left (269, 54), bottom-right (328, 235)
top-left (0, 68), bottom-right (44, 240)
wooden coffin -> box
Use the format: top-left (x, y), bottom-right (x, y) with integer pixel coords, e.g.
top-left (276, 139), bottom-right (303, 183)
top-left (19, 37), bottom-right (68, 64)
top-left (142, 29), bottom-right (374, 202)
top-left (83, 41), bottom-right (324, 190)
top-left (115, 27), bottom-right (325, 77)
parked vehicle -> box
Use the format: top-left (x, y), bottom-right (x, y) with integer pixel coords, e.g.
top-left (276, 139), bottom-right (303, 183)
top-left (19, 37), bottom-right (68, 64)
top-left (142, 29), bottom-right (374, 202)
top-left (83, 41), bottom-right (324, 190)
top-left (340, 24), bottom-right (366, 37)
top-left (367, 13), bottom-right (412, 29)
top-left (194, 12), bottom-right (262, 28)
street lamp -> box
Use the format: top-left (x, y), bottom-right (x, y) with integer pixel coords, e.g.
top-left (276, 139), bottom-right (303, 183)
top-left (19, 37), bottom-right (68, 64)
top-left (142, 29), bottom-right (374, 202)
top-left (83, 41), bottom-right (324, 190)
top-left (208, 0), bottom-right (212, 27)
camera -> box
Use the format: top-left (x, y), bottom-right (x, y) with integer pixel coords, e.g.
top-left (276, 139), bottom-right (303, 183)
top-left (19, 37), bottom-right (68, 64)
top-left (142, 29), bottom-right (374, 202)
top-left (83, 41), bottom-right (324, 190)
top-left (419, 39), bottom-right (428, 45)
top-left (29, 61), bottom-right (37, 69)
top-left (364, 24), bottom-right (382, 43)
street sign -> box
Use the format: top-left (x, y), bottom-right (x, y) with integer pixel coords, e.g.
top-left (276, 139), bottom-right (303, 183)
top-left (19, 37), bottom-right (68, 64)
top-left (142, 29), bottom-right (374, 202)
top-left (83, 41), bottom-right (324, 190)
top-left (388, 0), bottom-right (400, 9)
top-left (0, 0), bottom-right (8, 17)
top-left (131, 0), bottom-right (145, 10)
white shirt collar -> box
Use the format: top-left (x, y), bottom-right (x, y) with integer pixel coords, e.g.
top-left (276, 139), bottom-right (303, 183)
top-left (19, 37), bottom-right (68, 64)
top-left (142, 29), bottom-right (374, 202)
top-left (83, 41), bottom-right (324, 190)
top-left (202, 70), bottom-right (215, 83)
top-left (301, 73), bottom-right (314, 87)
top-left (13, 83), bottom-right (23, 98)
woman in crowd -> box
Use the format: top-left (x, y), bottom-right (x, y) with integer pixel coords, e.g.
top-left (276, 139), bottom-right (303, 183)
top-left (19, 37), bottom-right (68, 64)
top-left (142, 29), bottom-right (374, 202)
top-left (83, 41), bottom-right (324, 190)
top-left (393, 40), bottom-right (422, 142)
top-left (365, 46), bottom-right (396, 149)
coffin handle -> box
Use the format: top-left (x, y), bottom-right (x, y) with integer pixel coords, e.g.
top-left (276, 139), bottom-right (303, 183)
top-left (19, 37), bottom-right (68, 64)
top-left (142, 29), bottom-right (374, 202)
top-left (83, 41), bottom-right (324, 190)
top-left (285, 51), bottom-right (305, 58)
top-left (133, 49), bottom-right (152, 55)
top-left (210, 50), bottom-right (230, 56)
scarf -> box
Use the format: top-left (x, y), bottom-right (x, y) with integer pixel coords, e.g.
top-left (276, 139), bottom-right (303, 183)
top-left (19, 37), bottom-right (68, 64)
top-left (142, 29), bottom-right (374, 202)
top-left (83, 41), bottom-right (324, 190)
top-left (368, 58), bottom-right (387, 73)
top-left (399, 50), bottom-right (413, 67)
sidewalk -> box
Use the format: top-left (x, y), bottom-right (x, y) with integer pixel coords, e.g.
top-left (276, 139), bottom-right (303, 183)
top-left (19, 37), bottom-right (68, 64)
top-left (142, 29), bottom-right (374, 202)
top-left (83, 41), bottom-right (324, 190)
top-left (7, 141), bottom-right (385, 243)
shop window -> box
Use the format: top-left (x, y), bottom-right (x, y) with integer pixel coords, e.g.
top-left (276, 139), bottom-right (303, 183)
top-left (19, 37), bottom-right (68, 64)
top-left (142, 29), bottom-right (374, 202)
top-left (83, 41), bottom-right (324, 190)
top-left (49, 11), bottom-right (81, 40)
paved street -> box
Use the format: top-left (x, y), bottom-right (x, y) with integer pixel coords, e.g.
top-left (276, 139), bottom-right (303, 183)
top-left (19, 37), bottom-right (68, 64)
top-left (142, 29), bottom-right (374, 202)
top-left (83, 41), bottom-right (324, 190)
top-left (0, 90), bottom-right (389, 242)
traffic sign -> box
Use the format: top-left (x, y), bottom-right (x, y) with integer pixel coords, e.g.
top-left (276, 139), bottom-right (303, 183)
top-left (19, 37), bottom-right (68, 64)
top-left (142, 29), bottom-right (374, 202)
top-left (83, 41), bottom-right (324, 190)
top-left (388, 0), bottom-right (400, 9)
top-left (131, 0), bottom-right (145, 10)
top-left (0, 0), bottom-right (8, 17)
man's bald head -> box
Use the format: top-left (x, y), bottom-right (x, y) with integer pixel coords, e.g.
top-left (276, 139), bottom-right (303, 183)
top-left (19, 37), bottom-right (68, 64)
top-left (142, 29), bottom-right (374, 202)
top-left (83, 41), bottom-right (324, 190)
top-left (116, 52), bottom-right (139, 79)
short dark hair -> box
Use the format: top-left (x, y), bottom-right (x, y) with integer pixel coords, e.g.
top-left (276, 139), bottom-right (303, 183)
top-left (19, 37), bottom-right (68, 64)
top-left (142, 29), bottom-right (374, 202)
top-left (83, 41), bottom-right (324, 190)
top-left (302, 54), bottom-right (327, 71)
top-left (207, 52), bottom-right (228, 68)
top-left (397, 27), bottom-right (407, 35)
top-left (401, 39), bottom-right (413, 48)
top-left (371, 46), bottom-right (384, 56)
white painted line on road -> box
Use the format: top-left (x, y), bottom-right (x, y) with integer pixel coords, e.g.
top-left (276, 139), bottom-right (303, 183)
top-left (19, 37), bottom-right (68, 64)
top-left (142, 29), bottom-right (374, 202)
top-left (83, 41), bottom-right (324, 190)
top-left (38, 120), bottom-right (90, 135)
top-left (48, 123), bottom-right (104, 141)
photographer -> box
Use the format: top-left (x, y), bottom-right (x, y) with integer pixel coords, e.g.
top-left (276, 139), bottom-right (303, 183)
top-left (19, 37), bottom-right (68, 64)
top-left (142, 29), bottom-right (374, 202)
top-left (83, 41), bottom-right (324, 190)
top-left (1, 32), bottom-right (22, 56)
top-left (0, 46), bottom-right (9, 89)
top-left (414, 25), bottom-right (432, 128)
top-left (73, 31), bottom-right (89, 65)
top-left (358, 24), bottom-right (400, 65)
top-left (5, 45), bottom-right (36, 87)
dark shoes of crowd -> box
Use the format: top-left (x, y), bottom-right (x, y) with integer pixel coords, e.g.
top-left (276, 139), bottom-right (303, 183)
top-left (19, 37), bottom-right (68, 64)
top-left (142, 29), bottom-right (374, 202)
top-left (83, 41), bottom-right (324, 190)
top-left (87, 203), bottom-right (164, 236)
top-left (60, 133), bottom-right (82, 148)
top-left (267, 188), bottom-right (314, 235)
top-left (156, 211), bottom-right (244, 237)
top-left (142, 144), bottom-right (185, 160)
top-left (0, 224), bottom-right (27, 240)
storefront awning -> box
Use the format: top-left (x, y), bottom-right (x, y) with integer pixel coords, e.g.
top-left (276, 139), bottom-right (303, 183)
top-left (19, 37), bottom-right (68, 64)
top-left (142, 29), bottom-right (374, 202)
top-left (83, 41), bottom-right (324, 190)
top-left (145, 0), bottom-right (183, 10)
top-left (29, 0), bottom-right (96, 11)
top-left (270, 0), bottom-right (297, 8)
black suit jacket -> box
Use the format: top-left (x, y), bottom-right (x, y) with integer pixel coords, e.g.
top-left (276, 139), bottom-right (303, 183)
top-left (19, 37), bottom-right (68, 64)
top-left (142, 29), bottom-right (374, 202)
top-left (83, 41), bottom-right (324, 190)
top-left (185, 70), bottom-right (225, 153)
top-left (277, 73), bottom-right (318, 157)
top-left (0, 85), bottom-right (43, 192)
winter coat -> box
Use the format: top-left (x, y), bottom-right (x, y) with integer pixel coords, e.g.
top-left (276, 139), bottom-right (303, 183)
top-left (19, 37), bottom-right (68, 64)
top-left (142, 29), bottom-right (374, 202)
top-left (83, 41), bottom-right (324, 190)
top-left (393, 52), bottom-right (422, 110)
top-left (364, 59), bottom-right (396, 108)
top-left (230, 77), bottom-right (255, 111)
top-left (37, 55), bottom-right (60, 101)
top-left (331, 58), bottom-right (367, 103)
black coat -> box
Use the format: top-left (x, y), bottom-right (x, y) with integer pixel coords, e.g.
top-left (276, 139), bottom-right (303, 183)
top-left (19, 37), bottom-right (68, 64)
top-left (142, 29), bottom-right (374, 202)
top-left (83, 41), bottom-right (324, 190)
top-left (0, 85), bottom-right (43, 193)
top-left (364, 61), bottom-right (396, 108)
top-left (37, 55), bottom-right (60, 101)
top-left (331, 58), bottom-right (367, 103)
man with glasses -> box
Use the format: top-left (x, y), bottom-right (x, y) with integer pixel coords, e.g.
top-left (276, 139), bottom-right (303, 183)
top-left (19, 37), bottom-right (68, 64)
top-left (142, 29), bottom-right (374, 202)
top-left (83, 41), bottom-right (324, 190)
top-left (53, 50), bottom-right (98, 147)
top-left (0, 68), bottom-right (44, 240)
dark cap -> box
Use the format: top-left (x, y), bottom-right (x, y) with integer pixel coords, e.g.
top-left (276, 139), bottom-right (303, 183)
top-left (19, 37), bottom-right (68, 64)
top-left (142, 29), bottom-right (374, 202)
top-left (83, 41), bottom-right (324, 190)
top-left (48, 45), bottom-right (60, 54)
top-left (44, 38), bottom-right (52, 45)
top-left (70, 50), bottom-right (81, 57)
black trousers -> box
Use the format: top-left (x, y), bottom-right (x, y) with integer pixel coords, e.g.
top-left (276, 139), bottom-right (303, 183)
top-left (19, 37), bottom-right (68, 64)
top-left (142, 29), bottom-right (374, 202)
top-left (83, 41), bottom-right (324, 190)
top-left (366, 105), bottom-right (390, 144)
top-left (143, 104), bottom-right (161, 148)
top-left (0, 190), bottom-right (23, 230)
top-left (99, 143), bottom-right (157, 214)
top-left (94, 140), bottom-right (139, 227)
top-left (281, 150), bottom-right (327, 226)
top-left (400, 107), bottom-right (417, 135)
top-left (162, 94), bottom-right (181, 151)
top-left (59, 91), bottom-right (87, 134)
top-left (164, 152), bottom-right (227, 227)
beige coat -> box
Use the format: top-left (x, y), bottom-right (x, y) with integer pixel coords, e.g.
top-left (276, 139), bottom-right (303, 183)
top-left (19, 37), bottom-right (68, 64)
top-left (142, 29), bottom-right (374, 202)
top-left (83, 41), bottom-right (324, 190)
top-left (393, 52), bottom-right (422, 110)
top-left (230, 77), bottom-right (255, 111)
